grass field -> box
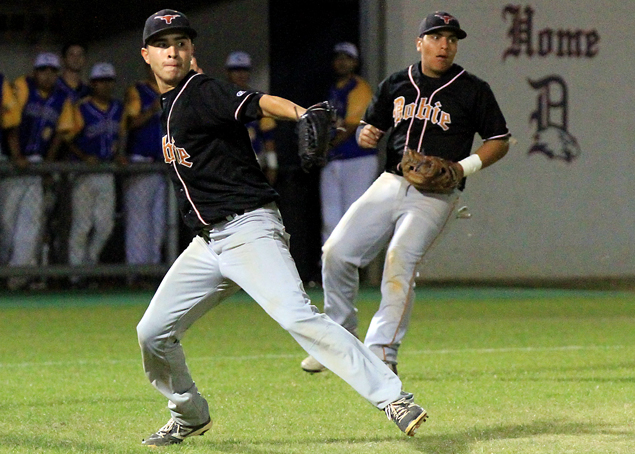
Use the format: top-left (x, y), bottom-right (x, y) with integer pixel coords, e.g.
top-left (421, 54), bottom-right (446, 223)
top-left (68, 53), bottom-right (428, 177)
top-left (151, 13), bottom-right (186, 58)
top-left (2, 286), bottom-right (634, 453)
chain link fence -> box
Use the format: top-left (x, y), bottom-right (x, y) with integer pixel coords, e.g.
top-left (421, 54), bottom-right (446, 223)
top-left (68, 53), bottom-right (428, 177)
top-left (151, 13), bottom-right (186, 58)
top-left (0, 162), bottom-right (180, 290)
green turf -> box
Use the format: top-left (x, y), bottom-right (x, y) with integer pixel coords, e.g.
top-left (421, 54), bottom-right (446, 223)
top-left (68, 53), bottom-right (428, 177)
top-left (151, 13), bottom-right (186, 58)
top-left (2, 287), bottom-right (634, 453)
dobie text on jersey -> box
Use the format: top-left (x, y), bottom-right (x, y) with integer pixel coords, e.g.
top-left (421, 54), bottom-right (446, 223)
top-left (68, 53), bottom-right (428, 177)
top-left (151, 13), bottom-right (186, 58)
top-left (393, 97), bottom-right (451, 130)
top-left (162, 136), bottom-right (193, 167)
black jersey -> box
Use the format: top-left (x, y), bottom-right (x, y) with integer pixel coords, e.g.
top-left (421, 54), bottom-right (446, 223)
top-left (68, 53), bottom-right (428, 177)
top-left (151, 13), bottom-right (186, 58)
top-left (160, 70), bottom-right (279, 231)
top-left (363, 63), bottom-right (510, 173)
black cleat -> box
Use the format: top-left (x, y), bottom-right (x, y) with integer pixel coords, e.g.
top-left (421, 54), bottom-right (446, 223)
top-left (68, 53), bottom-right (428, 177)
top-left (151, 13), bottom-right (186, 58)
top-left (384, 392), bottom-right (428, 436)
top-left (142, 418), bottom-right (212, 446)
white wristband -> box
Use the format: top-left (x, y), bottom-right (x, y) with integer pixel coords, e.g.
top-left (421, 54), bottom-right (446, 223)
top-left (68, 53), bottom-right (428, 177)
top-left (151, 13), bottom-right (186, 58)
top-left (264, 150), bottom-right (278, 169)
top-left (458, 154), bottom-right (482, 177)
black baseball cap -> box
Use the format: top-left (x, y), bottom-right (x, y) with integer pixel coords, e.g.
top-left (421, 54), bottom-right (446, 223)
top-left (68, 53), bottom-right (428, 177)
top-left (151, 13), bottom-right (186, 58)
top-left (143, 9), bottom-right (197, 46)
top-left (418, 11), bottom-right (467, 39)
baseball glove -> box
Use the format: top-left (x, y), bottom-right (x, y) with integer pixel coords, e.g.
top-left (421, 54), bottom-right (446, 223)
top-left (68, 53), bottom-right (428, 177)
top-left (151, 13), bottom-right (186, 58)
top-left (297, 101), bottom-right (336, 172)
top-left (400, 148), bottom-right (464, 193)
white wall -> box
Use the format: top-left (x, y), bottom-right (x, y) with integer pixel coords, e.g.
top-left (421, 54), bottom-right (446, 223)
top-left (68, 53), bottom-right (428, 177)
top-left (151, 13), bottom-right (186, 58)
top-left (374, 1), bottom-right (635, 280)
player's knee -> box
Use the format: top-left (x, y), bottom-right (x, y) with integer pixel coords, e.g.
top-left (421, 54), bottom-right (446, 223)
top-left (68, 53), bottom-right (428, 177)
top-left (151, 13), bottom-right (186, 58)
top-left (136, 320), bottom-right (152, 347)
top-left (137, 316), bottom-right (179, 355)
top-left (136, 318), bottom-right (163, 351)
top-left (322, 239), bottom-right (343, 264)
top-left (323, 241), bottom-right (358, 276)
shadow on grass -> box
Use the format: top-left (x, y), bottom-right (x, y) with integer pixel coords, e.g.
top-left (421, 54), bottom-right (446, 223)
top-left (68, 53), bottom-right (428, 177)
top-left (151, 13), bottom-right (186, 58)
top-left (2, 420), bottom-right (631, 453)
top-left (203, 420), bottom-right (632, 454)
top-left (413, 419), bottom-right (633, 454)
top-left (194, 420), bottom-right (631, 454)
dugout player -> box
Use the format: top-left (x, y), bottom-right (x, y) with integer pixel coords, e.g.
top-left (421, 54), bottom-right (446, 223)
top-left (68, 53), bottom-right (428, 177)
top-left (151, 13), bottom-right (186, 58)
top-left (123, 64), bottom-right (167, 287)
top-left (301, 11), bottom-right (511, 374)
top-left (0, 71), bottom-right (21, 271)
top-left (320, 42), bottom-right (377, 245)
top-left (48, 43), bottom-right (92, 265)
top-left (0, 53), bottom-right (75, 290)
top-left (57, 42), bottom-right (91, 104)
top-left (0, 72), bottom-right (20, 161)
top-left (67, 62), bottom-right (125, 285)
top-left (225, 50), bottom-right (279, 185)
top-left (136, 9), bottom-right (428, 446)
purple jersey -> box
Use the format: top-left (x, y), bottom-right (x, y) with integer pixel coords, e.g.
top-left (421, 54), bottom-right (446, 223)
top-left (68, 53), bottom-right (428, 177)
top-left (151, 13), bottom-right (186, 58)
top-left (73, 98), bottom-right (124, 161)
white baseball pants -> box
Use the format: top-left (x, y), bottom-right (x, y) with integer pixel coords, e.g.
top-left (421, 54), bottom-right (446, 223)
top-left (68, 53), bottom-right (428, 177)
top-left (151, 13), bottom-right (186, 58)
top-left (320, 155), bottom-right (379, 244)
top-left (0, 176), bottom-right (43, 266)
top-left (137, 203), bottom-right (402, 427)
top-left (124, 173), bottom-right (167, 264)
top-left (68, 174), bottom-right (115, 266)
top-left (322, 172), bottom-right (459, 365)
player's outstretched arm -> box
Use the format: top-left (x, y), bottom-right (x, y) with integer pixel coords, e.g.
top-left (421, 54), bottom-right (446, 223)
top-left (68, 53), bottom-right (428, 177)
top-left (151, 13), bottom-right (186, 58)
top-left (472, 138), bottom-right (509, 169)
top-left (457, 138), bottom-right (510, 177)
top-left (258, 94), bottom-right (306, 122)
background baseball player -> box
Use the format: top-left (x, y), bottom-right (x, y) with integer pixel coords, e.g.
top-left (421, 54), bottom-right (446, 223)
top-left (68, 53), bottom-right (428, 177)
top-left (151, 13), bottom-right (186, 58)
top-left (0, 72), bottom-right (20, 160)
top-left (301, 11), bottom-right (511, 374)
top-left (123, 63), bottom-right (167, 288)
top-left (0, 70), bottom-right (22, 283)
top-left (0, 53), bottom-right (75, 290)
top-left (224, 50), bottom-right (278, 185)
top-left (135, 9), bottom-right (427, 446)
top-left (46, 42), bottom-right (92, 266)
top-left (67, 62), bottom-right (125, 287)
top-left (320, 42), bottom-right (377, 244)
top-left (57, 42), bottom-right (91, 105)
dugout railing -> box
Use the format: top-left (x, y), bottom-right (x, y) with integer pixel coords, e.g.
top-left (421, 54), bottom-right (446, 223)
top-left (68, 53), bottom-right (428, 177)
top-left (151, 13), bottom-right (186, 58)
top-left (0, 161), bottom-right (180, 287)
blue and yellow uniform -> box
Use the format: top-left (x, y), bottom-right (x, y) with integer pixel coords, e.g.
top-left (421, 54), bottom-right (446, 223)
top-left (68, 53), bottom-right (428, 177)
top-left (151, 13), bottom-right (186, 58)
top-left (0, 72), bottom-right (22, 268)
top-left (0, 70), bottom-right (74, 279)
top-left (72, 97), bottom-right (124, 161)
top-left (320, 51), bottom-right (377, 244)
top-left (68, 92), bottom-right (124, 268)
top-left (327, 74), bottom-right (374, 161)
top-left (123, 78), bottom-right (167, 269)
top-left (0, 74), bottom-right (21, 158)
top-left (56, 77), bottom-right (91, 105)
top-left (125, 80), bottom-right (162, 162)
top-left (13, 75), bottom-right (75, 162)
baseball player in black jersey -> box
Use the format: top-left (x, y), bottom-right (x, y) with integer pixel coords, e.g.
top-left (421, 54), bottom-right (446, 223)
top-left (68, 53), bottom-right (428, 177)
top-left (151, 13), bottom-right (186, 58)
top-left (301, 11), bottom-right (511, 375)
top-left (136, 9), bottom-right (427, 446)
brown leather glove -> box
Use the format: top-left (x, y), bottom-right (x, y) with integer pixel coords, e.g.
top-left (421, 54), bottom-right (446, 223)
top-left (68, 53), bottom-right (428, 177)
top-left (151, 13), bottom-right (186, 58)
top-left (400, 149), bottom-right (464, 193)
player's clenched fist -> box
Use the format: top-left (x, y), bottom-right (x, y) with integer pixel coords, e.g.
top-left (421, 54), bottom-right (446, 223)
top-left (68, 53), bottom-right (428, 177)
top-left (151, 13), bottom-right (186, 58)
top-left (357, 123), bottom-right (384, 148)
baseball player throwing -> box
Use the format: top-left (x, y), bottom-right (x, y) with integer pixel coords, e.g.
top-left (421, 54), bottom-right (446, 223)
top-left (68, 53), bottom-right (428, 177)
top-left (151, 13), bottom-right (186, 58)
top-left (301, 11), bottom-right (511, 375)
top-left (136, 9), bottom-right (427, 446)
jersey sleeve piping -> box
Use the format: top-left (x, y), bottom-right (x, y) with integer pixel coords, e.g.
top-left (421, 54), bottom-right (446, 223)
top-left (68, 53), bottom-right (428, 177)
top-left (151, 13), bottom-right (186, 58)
top-left (234, 92), bottom-right (259, 122)
top-left (483, 132), bottom-right (511, 141)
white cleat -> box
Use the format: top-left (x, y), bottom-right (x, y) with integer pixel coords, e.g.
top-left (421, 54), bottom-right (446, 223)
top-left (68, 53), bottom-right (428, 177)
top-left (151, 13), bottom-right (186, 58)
top-left (301, 355), bottom-right (326, 373)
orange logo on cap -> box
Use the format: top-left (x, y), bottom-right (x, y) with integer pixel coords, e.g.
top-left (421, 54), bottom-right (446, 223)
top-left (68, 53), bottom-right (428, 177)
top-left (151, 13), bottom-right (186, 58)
top-left (435, 14), bottom-right (454, 24)
top-left (155, 14), bottom-right (181, 24)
